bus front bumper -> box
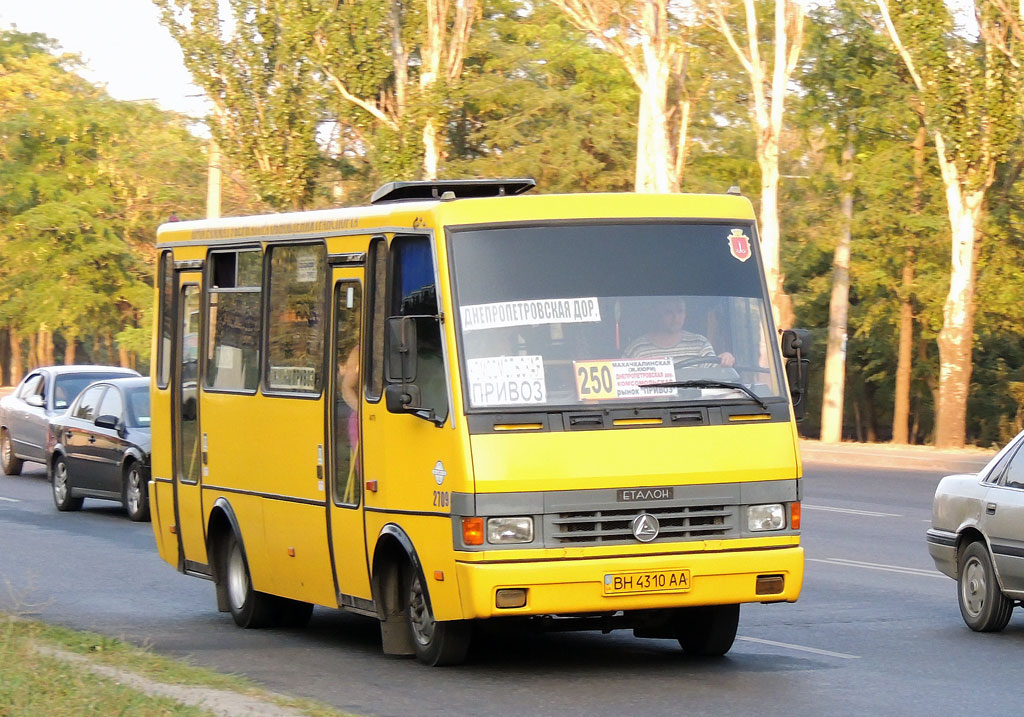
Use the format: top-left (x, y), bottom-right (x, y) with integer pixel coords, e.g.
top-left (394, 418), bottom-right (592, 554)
top-left (453, 546), bottom-right (804, 619)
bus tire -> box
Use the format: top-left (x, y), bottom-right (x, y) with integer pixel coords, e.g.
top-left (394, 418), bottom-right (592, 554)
top-left (674, 604), bottom-right (739, 657)
top-left (2, 429), bottom-right (23, 476)
top-left (223, 531), bottom-right (276, 628)
top-left (404, 565), bottom-right (470, 666)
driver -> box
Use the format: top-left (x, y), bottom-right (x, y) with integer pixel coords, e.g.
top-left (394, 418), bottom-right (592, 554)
top-left (622, 297), bottom-right (735, 367)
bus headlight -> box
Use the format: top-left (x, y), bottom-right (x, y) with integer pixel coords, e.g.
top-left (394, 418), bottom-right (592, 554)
top-left (487, 517), bottom-right (534, 544)
top-left (747, 504), bottom-right (785, 531)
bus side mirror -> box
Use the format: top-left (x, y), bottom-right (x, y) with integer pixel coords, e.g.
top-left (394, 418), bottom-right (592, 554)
top-left (781, 329), bottom-right (810, 422)
top-left (386, 316), bottom-right (418, 383)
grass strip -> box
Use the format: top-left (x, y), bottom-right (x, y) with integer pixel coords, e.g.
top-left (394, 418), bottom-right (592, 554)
top-left (0, 614), bottom-right (349, 716)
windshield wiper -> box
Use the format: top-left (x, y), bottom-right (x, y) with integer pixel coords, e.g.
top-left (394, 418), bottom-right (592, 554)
top-left (638, 379), bottom-right (769, 411)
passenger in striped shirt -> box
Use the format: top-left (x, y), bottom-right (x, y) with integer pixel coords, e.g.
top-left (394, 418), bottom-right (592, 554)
top-left (623, 297), bottom-right (735, 367)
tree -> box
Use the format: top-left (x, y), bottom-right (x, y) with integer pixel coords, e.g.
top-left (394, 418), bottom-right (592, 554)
top-left (875, 0), bottom-right (1022, 447)
top-left (155, 0), bottom-right (325, 210)
top-left (702, 0), bottom-right (804, 323)
top-left (0, 29), bottom-right (208, 378)
top-left (313, 0), bottom-right (481, 187)
top-left (800, 0), bottom-right (915, 443)
top-left (551, 0), bottom-right (709, 192)
top-left (448, 0), bottom-right (637, 191)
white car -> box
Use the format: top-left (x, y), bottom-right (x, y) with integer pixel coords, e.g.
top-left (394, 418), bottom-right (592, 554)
top-left (927, 430), bottom-right (1024, 631)
top-left (0, 365), bottom-right (139, 475)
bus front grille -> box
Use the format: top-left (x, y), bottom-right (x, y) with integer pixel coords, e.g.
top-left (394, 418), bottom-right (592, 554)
top-left (550, 505), bottom-right (733, 545)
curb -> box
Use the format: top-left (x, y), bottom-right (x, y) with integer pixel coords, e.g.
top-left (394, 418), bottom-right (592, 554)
top-left (799, 439), bottom-right (996, 473)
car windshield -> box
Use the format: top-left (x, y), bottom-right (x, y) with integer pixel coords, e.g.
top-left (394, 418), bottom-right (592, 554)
top-left (125, 385), bottom-right (151, 428)
top-left (449, 222), bottom-right (784, 410)
top-left (53, 372), bottom-right (137, 410)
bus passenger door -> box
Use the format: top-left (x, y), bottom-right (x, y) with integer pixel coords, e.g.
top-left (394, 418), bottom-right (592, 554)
top-left (174, 276), bottom-right (207, 567)
top-left (327, 270), bottom-right (371, 602)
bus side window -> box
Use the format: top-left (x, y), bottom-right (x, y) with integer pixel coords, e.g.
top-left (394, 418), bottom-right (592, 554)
top-left (389, 235), bottom-right (448, 423)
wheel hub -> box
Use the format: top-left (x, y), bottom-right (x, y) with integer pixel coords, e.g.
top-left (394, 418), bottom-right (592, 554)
top-left (962, 557), bottom-right (986, 617)
top-left (227, 543), bottom-right (249, 611)
top-left (54, 463), bottom-right (67, 503)
top-left (126, 469), bottom-right (141, 513)
top-left (408, 574), bottom-right (435, 646)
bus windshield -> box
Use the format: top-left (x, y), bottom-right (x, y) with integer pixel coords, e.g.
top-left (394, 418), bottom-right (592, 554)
top-left (449, 222), bottom-right (784, 411)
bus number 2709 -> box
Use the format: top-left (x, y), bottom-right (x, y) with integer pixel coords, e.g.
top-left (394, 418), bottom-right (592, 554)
top-left (433, 491), bottom-right (450, 508)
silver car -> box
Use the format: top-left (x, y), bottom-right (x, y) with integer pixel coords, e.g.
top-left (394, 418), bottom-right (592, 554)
top-left (927, 431), bottom-right (1024, 631)
top-left (0, 365), bottom-right (140, 475)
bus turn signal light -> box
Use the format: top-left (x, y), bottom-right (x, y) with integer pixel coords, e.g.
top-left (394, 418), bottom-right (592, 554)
top-left (756, 574), bottom-right (785, 595)
top-left (790, 502), bottom-right (801, 530)
top-left (496, 589), bottom-right (528, 609)
top-left (462, 517), bottom-right (484, 546)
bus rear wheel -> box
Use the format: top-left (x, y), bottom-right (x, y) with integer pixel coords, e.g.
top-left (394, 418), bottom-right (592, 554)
top-left (223, 532), bottom-right (276, 628)
top-left (405, 566), bottom-right (470, 666)
top-left (674, 604), bottom-right (740, 657)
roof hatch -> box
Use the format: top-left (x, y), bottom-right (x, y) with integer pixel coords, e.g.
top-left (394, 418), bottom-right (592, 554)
top-left (370, 178), bottom-right (536, 204)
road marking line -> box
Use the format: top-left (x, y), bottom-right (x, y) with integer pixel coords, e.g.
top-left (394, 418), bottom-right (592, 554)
top-left (803, 504), bottom-right (901, 518)
top-left (808, 557), bottom-right (945, 578)
top-left (0, 496), bottom-right (20, 503)
top-left (736, 636), bottom-right (860, 660)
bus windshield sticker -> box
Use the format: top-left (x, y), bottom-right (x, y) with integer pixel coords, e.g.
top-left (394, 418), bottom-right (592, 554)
top-left (574, 358), bottom-right (679, 400)
top-left (460, 297), bottom-right (601, 332)
top-left (727, 228), bottom-right (752, 262)
top-left (467, 355), bottom-right (547, 406)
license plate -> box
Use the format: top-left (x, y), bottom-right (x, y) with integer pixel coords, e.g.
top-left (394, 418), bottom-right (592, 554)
top-left (603, 569), bottom-right (691, 596)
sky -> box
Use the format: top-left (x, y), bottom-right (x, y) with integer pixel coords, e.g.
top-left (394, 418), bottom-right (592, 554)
top-left (0, 0), bottom-right (209, 119)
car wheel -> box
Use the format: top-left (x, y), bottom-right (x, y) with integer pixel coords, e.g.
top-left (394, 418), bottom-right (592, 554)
top-left (1, 429), bottom-right (23, 476)
top-left (223, 531), bottom-right (276, 628)
top-left (405, 565), bottom-right (471, 666)
top-left (123, 461), bottom-right (150, 522)
top-left (958, 540), bottom-right (1014, 632)
top-left (674, 604), bottom-right (740, 657)
top-left (51, 456), bottom-right (83, 512)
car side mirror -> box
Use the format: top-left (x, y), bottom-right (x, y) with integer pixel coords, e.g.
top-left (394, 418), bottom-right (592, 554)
top-left (781, 329), bottom-right (811, 422)
top-left (25, 394), bottom-right (45, 408)
top-left (94, 414), bottom-right (121, 431)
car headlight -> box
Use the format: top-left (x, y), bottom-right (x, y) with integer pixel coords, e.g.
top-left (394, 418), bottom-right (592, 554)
top-left (487, 517), bottom-right (534, 544)
top-left (747, 504), bottom-right (785, 532)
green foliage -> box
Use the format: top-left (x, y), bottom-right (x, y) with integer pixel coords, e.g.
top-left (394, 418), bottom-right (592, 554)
top-left (155, 0), bottom-right (326, 210)
top-left (0, 28), bottom-right (206, 372)
top-left (446, 0), bottom-right (636, 191)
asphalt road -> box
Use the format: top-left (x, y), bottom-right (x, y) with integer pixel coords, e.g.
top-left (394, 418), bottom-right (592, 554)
top-left (2, 453), bottom-right (1023, 716)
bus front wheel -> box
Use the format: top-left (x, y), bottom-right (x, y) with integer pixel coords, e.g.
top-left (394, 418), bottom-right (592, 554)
top-left (404, 566), bottom-right (470, 666)
top-left (674, 604), bottom-right (739, 657)
top-left (223, 532), bottom-right (276, 628)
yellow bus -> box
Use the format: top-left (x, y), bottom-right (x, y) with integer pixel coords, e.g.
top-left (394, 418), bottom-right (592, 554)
top-left (150, 179), bottom-right (809, 666)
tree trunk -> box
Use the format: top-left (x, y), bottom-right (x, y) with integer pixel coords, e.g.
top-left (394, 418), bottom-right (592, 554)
top-left (64, 333), bottom-right (77, 365)
top-left (893, 121), bottom-right (927, 443)
top-left (391, 0), bottom-right (408, 114)
top-left (934, 184), bottom-right (985, 448)
top-left (27, 331), bottom-right (38, 370)
top-left (119, 346), bottom-right (130, 369)
top-left (892, 252), bottom-right (915, 443)
top-left (207, 137), bottom-right (222, 219)
top-left (9, 329), bottom-right (23, 385)
top-left (634, 65), bottom-right (673, 193)
top-left (105, 333), bottom-right (116, 366)
top-left (820, 135), bottom-right (855, 443)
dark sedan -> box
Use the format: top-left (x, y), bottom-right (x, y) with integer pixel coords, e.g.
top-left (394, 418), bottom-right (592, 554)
top-left (48, 376), bottom-right (152, 521)
top-left (1, 365), bottom-right (140, 475)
